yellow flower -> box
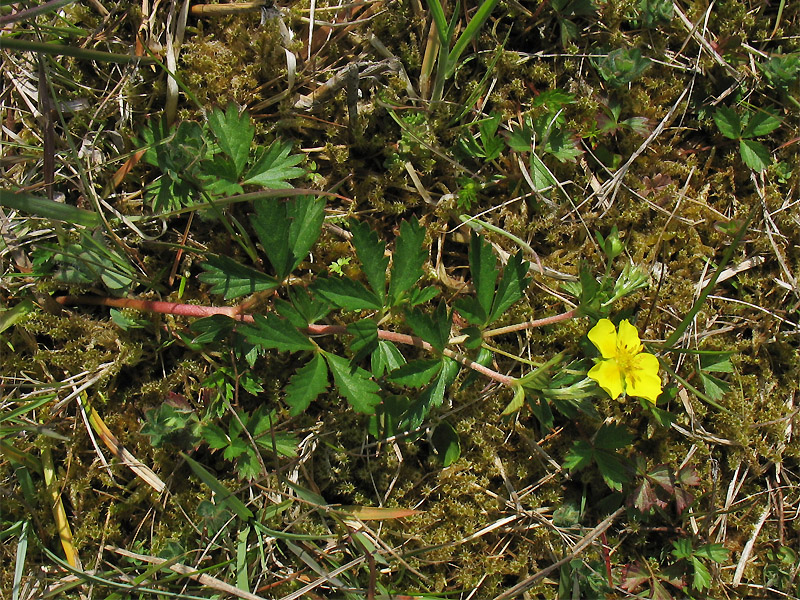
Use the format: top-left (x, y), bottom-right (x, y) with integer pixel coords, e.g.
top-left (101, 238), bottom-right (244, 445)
top-left (587, 318), bottom-right (662, 404)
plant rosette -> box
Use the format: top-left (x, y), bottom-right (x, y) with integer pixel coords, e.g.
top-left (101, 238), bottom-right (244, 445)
top-left (587, 318), bottom-right (662, 404)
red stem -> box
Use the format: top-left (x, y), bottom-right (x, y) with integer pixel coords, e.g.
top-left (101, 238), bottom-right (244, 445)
top-left (54, 295), bottom-right (572, 387)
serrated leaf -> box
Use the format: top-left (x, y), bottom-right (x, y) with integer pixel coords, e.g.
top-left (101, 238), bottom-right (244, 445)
top-left (347, 319), bottom-right (379, 362)
top-left (564, 440), bottom-right (593, 471)
top-left (739, 139), bottom-right (771, 171)
top-left (370, 340), bottom-right (407, 378)
top-left (181, 453), bottom-right (253, 520)
top-left (699, 352), bottom-right (734, 373)
top-left (349, 219), bottom-right (389, 304)
top-left (699, 372), bottom-right (730, 401)
top-left (388, 217), bottom-right (427, 306)
top-left (223, 436), bottom-right (248, 460)
top-left (404, 302), bottom-right (451, 352)
top-left (275, 286), bottom-right (332, 328)
top-left (201, 423), bottom-right (229, 450)
top-left (207, 103), bottom-right (254, 176)
top-left (742, 110), bottom-right (781, 138)
top-left (250, 196), bottom-right (325, 280)
top-left (385, 359), bottom-right (442, 388)
top-left (313, 277), bottom-right (382, 310)
top-left (489, 252), bottom-right (531, 323)
top-left (236, 448), bottom-right (262, 480)
top-left (594, 423), bottom-right (635, 449)
top-left (408, 285), bottom-right (440, 306)
top-left (324, 352), bottom-right (381, 414)
top-left (691, 556), bottom-right (711, 590)
top-left (595, 450), bottom-right (629, 491)
top-left (713, 106), bottom-right (741, 139)
top-left (189, 315), bottom-right (236, 344)
top-left (199, 255), bottom-right (279, 300)
top-left (468, 231), bottom-right (498, 321)
top-left (254, 431), bottom-right (297, 458)
top-left (242, 140), bottom-right (304, 188)
top-left (284, 354), bottom-right (329, 415)
top-left (431, 421), bottom-right (461, 466)
top-left (501, 384), bottom-right (526, 415)
top-left (402, 357), bottom-right (459, 429)
top-left (694, 543), bottom-right (729, 563)
top-left (240, 313), bottom-right (315, 352)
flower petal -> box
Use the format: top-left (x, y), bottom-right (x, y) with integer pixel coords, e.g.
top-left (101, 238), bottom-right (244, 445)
top-left (588, 319), bottom-right (618, 359)
top-left (617, 320), bottom-right (643, 355)
top-left (588, 359), bottom-right (624, 400)
top-left (626, 353), bottom-right (662, 403)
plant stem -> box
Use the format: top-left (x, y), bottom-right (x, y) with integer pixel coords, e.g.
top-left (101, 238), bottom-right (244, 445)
top-left (54, 295), bottom-right (548, 387)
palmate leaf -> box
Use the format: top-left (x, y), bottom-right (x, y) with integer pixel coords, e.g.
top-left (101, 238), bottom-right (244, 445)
top-left (251, 196), bottom-right (325, 281)
top-left (388, 217), bottom-right (427, 306)
top-left (199, 255), bottom-right (279, 300)
top-left (370, 340), bottom-right (406, 378)
top-left (324, 352), bottom-right (381, 414)
top-left (240, 313), bottom-right (315, 352)
top-left (349, 219), bottom-right (389, 304)
top-left (347, 319), bottom-right (379, 363)
top-left (207, 103), bottom-right (254, 177)
top-left (402, 357), bottom-right (460, 429)
top-left (242, 140), bottom-right (305, 188)
top-left (713, 106), bottom-right (741, 139)
top-left (284, 354), bottom-right (329, 415)
top-left (404, 302), bottom-right (451, 352)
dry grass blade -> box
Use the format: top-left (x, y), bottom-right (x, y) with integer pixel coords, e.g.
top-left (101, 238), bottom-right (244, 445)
top-left (105, 546), bottom-right (271, 600)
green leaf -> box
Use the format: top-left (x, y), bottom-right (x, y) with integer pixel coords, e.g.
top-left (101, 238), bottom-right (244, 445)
top-left (223, 436), bottom-right (248, 460)
top-left (201, 423), bottom-right (230, 450)
top-left (595, 450), bottom-right (630, 491)
top-left (242, 140), bottom-right (305, 188)
top-left (403, 357), bottom-right (459, 429)
top-left (250, 196), bottom-right (325, 280)
top-left (199, 255), bottom-right (279, 300)
top-left (404, 302), bottom-right (451, 352)
top-left (431, 421), bottom-right (461, 466)
top-left (347, 319), bottom-right (379, 362)
top-left (0, 190), bottom-right (101, 227)
top-left (275, 286), bottom-right (332, 328)
top-left (408, 286), bottom-right (440, 306)
top-left (694, 543), bottom-right (729, 563)
top-left (741, 110), bottom-right (782, 138)
top-left (468, 232), bottom-right (498, 321)
top-left (236, 448), bottom-right (262, 480)
top-left (385, 359), bottom-right (442, 388)
top-left (739, 139), bottom-right (772, 171)
top-left (388, 217), bottom-right (427, 306)
top-left (713, 107), bottom-right (741, 139)
top-left (324, 352), bottom-right (382, 414)
top-left (691, 557), bottom-right (711, 590)
top-left (189, 315), bottom-right (236, 344)
top-left (181, 453), bottom-right (253, 520)
top-left (240, 313), bottom-right (315, 352)
top-left (594, 424), bottom-right (634, 450)
top-left (501, 384), bottom-right (526, 416)
top-left (370, 340), bottom-right (407, 378)
top-left (699, 371), bottom-right (729, 401)
top-left (254, 431), bottom-right (298, 458)
top-left (312, 277), bottom-right (383, 311)
top-left (564, 440), bottom-right (593, 471)
top-left (349, 219), bottom-right (389, 304)
top-left (284, 354), bottom-right (329, 415)
top-left (489, 252), bottom-right (531, 323)
top-left (699, 352), bottom-right (734, 373)
top-left (207, 103), bottom-right (254, 176)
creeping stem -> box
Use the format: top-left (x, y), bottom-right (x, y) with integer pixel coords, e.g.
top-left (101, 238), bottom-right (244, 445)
top-left (55, 296), bottom-right (575, 387)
